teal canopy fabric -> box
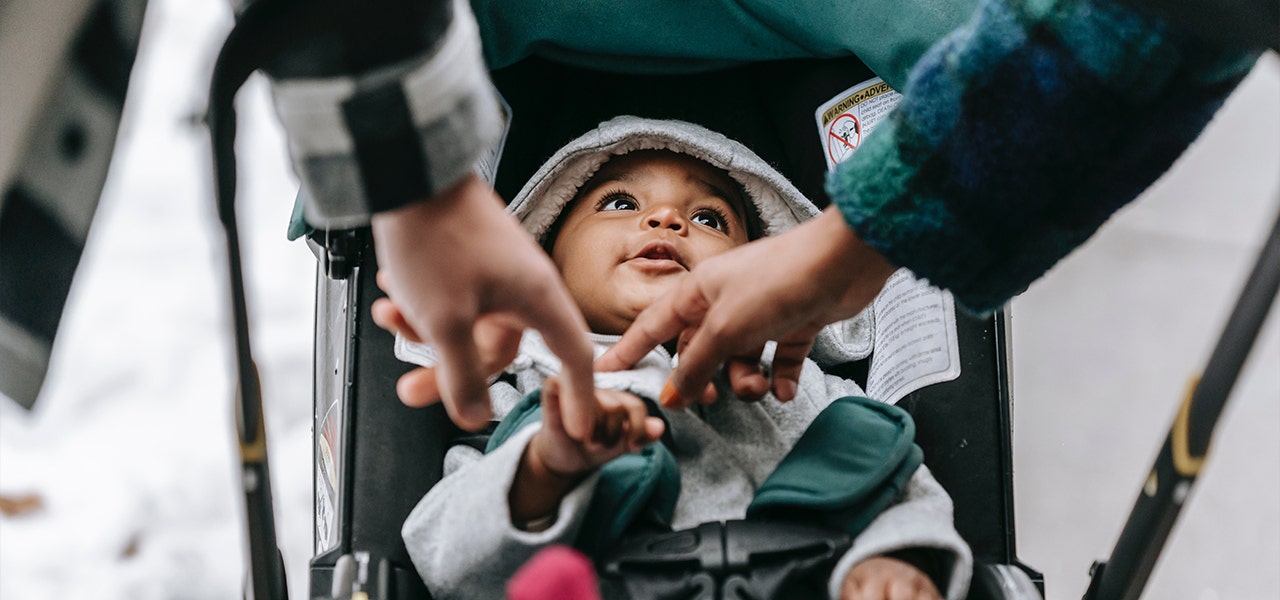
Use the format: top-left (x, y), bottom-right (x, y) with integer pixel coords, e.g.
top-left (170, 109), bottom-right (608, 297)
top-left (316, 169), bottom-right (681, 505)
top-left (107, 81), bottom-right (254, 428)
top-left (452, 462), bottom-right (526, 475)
top-left (470, 0), bottom-right (980, 89)
top-left (285, 1), bottom-right (981, 239)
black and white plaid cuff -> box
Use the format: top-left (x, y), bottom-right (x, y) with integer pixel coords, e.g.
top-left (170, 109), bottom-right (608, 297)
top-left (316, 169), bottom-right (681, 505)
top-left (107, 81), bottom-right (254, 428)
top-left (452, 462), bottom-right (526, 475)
top-left (270, 0), bottom-right (502, 230)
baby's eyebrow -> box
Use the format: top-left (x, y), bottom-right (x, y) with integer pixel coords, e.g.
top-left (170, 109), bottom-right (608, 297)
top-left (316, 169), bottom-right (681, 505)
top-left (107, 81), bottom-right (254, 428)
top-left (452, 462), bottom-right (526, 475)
top-left (575, 169), bottom-right (637, 199)
top-left (689, 175), bottom-right (747, 218)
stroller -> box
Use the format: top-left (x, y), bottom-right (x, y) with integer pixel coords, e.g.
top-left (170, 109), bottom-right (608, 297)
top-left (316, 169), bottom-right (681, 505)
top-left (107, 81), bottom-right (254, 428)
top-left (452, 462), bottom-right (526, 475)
top-left (1, 0), bottom-right (1271, 596)
top-left (301, 55), bottom-right (1044, 600)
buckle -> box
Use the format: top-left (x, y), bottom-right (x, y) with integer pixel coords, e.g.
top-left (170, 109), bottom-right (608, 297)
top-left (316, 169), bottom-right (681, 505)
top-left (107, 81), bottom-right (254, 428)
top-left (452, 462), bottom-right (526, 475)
top-left (600, 520), bottom-right (851, 600)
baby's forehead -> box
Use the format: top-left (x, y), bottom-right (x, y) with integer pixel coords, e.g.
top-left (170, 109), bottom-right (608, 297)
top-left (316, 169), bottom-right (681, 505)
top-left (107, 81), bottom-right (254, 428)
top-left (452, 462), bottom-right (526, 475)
top-left (592, 149), bottom-right (721, 181)
top-left (583, 150), bottom-right (749, 212)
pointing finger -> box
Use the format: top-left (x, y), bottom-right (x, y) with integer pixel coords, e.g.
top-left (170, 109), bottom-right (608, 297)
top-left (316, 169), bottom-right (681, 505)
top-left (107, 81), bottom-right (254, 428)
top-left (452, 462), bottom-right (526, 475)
top-left (512, 271), bottom-right (597, 441)
top-left (597, 281), bottom-right (711, 373)
top-left (428, 315), bottom-right (494, 431)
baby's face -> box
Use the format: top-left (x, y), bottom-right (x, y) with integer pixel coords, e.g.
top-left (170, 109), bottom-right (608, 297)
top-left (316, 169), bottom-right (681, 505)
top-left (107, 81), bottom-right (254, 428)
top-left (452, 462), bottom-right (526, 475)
top-left (551, 151), bottom-right (751, 335)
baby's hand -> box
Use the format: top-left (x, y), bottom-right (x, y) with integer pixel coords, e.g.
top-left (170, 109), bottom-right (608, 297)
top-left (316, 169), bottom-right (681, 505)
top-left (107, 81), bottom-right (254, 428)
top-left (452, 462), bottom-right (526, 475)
top-left (530, 376), bottom-right (665, 478)
top-left (840, 556), bottom-right (941, 600)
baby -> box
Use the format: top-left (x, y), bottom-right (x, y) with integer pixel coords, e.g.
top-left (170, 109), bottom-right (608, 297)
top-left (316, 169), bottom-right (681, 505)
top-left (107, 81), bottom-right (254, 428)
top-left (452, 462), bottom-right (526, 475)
top-left (388, 117), bottom-right (972, 600)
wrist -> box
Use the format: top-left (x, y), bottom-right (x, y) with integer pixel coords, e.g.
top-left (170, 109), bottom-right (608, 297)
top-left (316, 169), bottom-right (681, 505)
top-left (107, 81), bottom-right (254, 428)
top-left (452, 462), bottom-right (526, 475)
top-left (527, 431), bottom-right (591, 482)
top-left (814, 207), bottom-right (896, 317)
top-left (509, 432), bottom-right (588, 525)
top-left (371, 173), bottom-right (484, 227)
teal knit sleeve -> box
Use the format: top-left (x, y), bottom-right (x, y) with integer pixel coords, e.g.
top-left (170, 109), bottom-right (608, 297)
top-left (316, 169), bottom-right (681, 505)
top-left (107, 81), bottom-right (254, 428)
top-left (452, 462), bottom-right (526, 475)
top-left (826, 0), bottom-right (1258, 313)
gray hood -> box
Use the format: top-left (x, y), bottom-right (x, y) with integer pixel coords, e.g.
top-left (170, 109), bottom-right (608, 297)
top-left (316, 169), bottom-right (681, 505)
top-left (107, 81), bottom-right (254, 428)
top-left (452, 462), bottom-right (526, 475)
top-left (507, 116), bottom-right (873, 365)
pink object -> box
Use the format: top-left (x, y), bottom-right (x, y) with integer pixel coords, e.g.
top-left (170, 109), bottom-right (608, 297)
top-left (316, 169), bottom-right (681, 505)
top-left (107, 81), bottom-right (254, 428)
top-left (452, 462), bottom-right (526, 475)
top-left (506, 545), bottom-right (602, 600)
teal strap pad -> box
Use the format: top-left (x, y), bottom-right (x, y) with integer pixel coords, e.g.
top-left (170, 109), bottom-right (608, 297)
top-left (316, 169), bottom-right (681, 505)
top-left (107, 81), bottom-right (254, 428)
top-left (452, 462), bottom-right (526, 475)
top-left (748, 396), bottom-right (923, 537)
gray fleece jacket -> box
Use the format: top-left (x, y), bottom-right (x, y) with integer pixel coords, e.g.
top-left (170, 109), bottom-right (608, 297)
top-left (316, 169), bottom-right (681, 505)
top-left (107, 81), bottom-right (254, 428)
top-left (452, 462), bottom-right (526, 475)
top-left (397, 117), bottom-right (972, 599)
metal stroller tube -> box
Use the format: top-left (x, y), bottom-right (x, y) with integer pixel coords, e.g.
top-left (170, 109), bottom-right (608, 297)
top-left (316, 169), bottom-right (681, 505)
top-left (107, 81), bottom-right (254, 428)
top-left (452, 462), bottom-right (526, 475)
top-left (207, 0), bottom-right (316, 597)
top-left (1086, 194), bottom-right (1280, 600)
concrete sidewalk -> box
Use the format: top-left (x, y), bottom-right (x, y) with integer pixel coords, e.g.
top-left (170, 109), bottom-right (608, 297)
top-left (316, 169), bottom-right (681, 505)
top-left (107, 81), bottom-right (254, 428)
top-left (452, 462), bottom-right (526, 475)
top-left (1011, 55), bottom-right (1280, 600)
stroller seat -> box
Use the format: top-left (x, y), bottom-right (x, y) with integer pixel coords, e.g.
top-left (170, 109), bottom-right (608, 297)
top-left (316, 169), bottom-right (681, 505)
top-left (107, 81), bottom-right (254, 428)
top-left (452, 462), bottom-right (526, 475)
top-left (305, 55), bottom-right (1042, 600)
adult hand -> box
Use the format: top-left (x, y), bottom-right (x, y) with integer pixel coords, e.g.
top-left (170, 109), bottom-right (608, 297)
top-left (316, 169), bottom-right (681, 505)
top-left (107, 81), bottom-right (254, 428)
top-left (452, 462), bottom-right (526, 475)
top-left (370, 174), bottom-right (597, 438)
top-left (596, 207), bottom-right (896, 408)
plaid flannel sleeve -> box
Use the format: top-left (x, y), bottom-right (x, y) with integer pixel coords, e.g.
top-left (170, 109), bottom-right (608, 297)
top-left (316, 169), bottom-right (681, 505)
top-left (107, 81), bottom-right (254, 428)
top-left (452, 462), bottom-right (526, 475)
top-left (268, 0), bottom-right (503, 230)
top-left (827, 0), bottom-right (1259, 314)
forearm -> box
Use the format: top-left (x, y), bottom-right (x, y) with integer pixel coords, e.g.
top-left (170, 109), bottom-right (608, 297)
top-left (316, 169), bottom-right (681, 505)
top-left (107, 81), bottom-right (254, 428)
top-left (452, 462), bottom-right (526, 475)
top-left (827, 0), bottom-right (1258, 313)
top-left (404, 425), bottom-right (599, 598)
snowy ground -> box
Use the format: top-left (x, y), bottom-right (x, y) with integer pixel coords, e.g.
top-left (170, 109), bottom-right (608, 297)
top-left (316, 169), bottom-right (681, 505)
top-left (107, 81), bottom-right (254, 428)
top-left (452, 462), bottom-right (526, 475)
top-left (0, 1), bottom-right (314, 597)
top-left (1, 1), bottom-right (1277, 599)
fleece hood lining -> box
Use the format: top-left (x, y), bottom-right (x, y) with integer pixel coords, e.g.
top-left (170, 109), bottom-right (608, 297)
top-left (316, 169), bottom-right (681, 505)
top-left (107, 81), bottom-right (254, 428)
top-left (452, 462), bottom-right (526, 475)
top-left (505, 116), bottom-right (873, 364)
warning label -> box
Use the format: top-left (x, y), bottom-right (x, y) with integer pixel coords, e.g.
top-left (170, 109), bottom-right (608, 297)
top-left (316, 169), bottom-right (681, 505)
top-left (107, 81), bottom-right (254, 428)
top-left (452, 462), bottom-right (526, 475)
top-left (814, 78), bottom-right (903, 171)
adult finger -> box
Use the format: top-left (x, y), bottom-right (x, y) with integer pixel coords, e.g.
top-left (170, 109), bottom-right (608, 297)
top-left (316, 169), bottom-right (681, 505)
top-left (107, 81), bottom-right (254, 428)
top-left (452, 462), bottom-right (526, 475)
top-left (428, 315), bottom-right (494, 430)
top-left (540, 376), bottom-right (566, 437)
top-left (673, 329), bottom-right (720, 404)
top-left (471, 315), bottom-right (524, 375)
top-left (662, 308), bottom-right (750, 408)
top-left (596, 280), bottom-right (711, 373)
top-left (393, 317), bottom-right (520, 408)
top-left (726, 348), bottom-right (768, 401)
top-left (514, 275), bottom-right (598, 441)
top-left (396, 367), bottom-right (441, 407)
top-left (371, 297), bottom-right (424, 343)
top-left (768, 332), bottom-right (819, 402)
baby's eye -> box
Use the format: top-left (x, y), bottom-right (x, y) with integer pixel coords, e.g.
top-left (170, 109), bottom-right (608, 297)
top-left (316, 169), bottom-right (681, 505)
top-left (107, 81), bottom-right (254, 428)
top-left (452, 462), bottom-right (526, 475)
top-left (599, 194), bottom-right (638, 212)
top-left (691, 209), bottom-right (728, 232)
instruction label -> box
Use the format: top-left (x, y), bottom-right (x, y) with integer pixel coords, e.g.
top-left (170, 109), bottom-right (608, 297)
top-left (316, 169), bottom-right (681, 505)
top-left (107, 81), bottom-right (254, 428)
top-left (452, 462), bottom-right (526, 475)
top-left (866, 269), bottom-right (962, 405)
top-left (814, 78), bottom-right (903, 171)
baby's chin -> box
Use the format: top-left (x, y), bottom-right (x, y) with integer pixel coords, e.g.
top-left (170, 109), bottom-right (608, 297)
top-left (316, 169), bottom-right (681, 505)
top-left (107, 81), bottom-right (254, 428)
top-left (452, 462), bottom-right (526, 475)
top-left (591, 284), bottom-right (680, 336)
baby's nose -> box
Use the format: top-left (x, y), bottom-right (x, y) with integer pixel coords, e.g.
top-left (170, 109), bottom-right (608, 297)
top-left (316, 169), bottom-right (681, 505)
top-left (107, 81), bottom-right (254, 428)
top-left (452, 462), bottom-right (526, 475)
top-left (646, 205), bottom-right (684, 231)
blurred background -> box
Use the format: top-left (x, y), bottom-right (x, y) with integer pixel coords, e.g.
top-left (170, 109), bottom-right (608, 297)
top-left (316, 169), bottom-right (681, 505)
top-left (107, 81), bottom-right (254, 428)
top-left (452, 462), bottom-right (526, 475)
top-left (0, 0), bottom-right (1276, 598)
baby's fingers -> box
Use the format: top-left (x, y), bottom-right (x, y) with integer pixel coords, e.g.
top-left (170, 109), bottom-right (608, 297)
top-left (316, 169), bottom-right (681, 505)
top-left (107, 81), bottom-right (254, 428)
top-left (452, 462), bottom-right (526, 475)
top-left (590, 392), bottom-right (626, 448)
top-left (623, 398), bottom-right (663, 452)
top-left (590, 391), bottom-right (664, 454)
top-left (769, 334), bottom-right (817, 402)
top-left (726, 354), bottom-right (768, 402)
top-left (638, 417), bottom-right (665, 450)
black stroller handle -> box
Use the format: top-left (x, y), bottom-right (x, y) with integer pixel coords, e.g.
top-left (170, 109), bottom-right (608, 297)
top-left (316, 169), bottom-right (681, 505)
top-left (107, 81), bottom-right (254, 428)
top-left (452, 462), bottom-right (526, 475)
top-left (210, 0), bottom-right (456, 596)
top-left (208, 0), bottom-right (318, 597)
top-left (1086, 195), bottom-right (1280, 600)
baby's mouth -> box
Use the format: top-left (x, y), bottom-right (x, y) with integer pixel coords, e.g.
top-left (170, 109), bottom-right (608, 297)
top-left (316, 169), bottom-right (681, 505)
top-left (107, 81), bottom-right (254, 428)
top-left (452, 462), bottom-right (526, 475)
top-left (630, 241), bottom-right (687, 270)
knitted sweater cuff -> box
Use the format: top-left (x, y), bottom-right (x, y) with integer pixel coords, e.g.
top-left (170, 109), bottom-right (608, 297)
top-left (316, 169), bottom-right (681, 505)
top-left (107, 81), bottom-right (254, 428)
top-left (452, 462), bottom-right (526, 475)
top-left (273, 0), bottom-right (503, 230)
top-left (827, 0), bottom-right (1256, 313)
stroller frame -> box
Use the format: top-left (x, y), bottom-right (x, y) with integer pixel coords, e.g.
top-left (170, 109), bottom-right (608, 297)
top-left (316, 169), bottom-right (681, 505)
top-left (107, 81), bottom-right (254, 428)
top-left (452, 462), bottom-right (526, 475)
top-left (304, 56), bottom-right (1044, 599)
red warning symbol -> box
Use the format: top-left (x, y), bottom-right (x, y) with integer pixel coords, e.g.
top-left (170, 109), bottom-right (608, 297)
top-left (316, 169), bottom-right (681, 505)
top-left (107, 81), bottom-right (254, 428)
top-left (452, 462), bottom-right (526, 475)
top-left (826, 113), bottom-right (862, 165)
